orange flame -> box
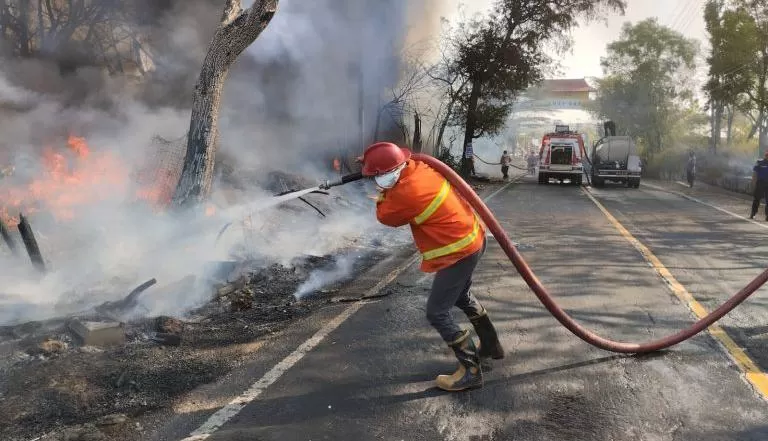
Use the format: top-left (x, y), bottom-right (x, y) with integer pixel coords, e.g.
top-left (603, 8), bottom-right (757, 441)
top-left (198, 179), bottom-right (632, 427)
top-left (0, 135), bottom-right (130, 227)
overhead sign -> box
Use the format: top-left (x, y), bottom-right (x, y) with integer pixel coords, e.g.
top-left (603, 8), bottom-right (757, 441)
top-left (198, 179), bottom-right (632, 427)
top-left (515, 99), bottom-right (590, 110)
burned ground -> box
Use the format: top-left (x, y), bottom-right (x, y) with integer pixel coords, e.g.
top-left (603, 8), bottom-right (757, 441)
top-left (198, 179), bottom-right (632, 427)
top-left (0, 162), bottom-right (402, 441)
top-left (0, 247), bottom-right (390, 441)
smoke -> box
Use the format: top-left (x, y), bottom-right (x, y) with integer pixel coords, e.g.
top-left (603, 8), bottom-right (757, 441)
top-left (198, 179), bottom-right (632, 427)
top-left (0, 0), bottom-right (439, 326)
top-left (293, 254), bottom-right (356, 300)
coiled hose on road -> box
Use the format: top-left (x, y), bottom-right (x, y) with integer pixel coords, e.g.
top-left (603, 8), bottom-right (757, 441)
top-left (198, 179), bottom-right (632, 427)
top-left (413, 153), bottom-right (768, 353)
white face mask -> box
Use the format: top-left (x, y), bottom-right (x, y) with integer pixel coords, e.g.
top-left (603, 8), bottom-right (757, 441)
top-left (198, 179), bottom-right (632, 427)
top-left (374, 163), bottom-right (406, 189)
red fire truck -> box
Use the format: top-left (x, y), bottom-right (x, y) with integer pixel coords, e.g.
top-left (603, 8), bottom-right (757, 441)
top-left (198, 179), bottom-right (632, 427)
top-left (537, 125), bottom-right (587, 185)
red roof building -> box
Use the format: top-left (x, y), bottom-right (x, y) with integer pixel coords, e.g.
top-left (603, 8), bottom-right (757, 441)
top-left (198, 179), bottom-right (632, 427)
top-left (539, 78), bottom-right (596, 93)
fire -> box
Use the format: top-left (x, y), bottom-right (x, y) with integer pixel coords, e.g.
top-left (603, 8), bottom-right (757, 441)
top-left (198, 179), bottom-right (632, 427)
top-left (0, 135), bottom-right (129, 227)
top-left (134, 169), bottom-right (178, 209)
top-left (205, 204), bottom-right (216, 216)
top-left (67, 136), bottom-right (90, 157)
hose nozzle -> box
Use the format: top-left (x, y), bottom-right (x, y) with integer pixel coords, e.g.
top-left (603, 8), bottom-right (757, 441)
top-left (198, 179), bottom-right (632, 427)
top-left (320, 172), bottom-right (363, 190)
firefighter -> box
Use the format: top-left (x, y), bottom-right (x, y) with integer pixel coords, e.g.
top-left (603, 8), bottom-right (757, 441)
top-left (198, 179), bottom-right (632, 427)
top-left (750, 151), bottom-right (768, 221)
top-left (500, 150), bottom-right (512, 180)
top-left (360, 141), bottom-right (504, 391)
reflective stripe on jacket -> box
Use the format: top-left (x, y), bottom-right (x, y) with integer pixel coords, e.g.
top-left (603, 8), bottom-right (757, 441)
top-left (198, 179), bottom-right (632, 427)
top-left (376, 160), bottom-right (485, 273)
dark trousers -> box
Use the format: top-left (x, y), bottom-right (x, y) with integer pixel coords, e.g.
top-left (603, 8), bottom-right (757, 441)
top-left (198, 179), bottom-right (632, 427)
top-left (501, 166), bottom-right (509, 179)
top-left (752, 180), bottom-right (768, 218)
top-left (426, 239), bottom-right (486, 342)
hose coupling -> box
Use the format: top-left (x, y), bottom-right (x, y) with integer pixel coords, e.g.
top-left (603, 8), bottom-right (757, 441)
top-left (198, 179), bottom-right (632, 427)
top-left (320, 172), bottom-right (363, 190)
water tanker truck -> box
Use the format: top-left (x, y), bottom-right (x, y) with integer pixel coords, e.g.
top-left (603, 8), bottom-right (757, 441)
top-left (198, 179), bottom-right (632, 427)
top-left (589, 121), bottom-right (642, 188)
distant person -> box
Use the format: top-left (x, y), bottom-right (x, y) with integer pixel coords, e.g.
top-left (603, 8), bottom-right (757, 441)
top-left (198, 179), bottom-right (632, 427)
top-left (686, 151), bottom-right (696, 188)
top-left (750, 151), bottom-right (768, 221)
top-left (500, 150), bottom-right (512, 180)
top-left (526, 150), bottom-right (537, 175)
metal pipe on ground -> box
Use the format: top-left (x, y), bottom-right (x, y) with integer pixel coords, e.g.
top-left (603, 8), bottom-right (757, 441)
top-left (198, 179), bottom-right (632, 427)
top-left (17, 214), bottom-right (46, 273)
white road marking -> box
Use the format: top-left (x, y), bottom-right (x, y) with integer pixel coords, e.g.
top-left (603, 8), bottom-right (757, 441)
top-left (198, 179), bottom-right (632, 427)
top-left (642, 182), bottom-right (768, 231)
top-left (484, 175), bottom-right (521, 203)
top-left (180, 254), bottom-right (419, 441)
top-left (180, 179), bottom-right (516, 440)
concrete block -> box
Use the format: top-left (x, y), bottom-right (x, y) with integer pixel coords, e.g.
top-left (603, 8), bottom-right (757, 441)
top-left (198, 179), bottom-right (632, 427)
top-left (69, 319), bottom-right (125, 347)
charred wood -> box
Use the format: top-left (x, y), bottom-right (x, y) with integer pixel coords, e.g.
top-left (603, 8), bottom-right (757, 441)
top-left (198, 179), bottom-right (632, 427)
top-left (0, 218), bottom-right (19, 256)
top-left (95, 278), bottom-right (158, 316)
top-left (16, 214), bottom-right (45, 272)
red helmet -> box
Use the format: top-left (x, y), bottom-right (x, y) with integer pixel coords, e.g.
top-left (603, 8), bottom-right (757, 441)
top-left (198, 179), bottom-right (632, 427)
top-left (361, 142), bottom-right (411, 176)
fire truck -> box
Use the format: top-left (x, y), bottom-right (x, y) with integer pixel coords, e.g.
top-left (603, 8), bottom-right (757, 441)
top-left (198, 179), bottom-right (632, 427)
top-left (537, 125), bottom-right (587, 185)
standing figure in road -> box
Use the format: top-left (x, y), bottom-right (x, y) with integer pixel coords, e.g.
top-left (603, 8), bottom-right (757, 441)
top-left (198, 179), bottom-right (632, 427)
top-left (686, 151), bottom-right (696, 188)
top-left (526, 149), bottom-right (538, 175)
top-left (750, 151), bottom-right (768, 220)
top-left (361, 142), bottom-right (505, 392)
top-left (500, 150), bottom-right (512, 180)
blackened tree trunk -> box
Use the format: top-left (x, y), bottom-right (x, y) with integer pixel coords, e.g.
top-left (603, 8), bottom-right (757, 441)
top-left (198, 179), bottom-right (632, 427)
top-left (434, 111), bottom-right (450, 156)
top-left (460, 80), bottom-right (481, 177)
top-left (726, 105), bottom-right (734, 149)
top-left (712, 101), bottom-right (723, 155)
top-left (173, 0), bottom-right (279, 208)
top-left (412, 112), bottom-right (422, 153)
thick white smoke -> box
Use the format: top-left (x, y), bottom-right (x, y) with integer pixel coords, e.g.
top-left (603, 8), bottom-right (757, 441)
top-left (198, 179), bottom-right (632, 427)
top-left (0, 0), bottom-right (442, 326)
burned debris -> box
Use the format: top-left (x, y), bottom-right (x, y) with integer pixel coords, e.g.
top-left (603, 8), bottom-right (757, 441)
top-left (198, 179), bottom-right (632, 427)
top-left (0, 218), bottom-right (18, 256)
top-left (1, 213), bottom-right (47, 273)
top-left (0, 181), bottom-right (395, 441)
top-left (17, 214), bottom-right (46, 273)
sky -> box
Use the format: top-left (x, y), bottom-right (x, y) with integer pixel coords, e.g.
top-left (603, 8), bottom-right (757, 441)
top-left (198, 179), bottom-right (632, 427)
top-left (440, 0), bottom-right (709, 80)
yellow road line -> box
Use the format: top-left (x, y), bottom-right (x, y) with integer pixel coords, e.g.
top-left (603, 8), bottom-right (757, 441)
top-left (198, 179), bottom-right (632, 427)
top-left (583, 188), bottom-right (768, 401)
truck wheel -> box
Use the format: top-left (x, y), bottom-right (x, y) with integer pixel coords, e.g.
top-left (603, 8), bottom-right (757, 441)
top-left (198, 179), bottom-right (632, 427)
top-left (633, 179), bottom-right (641, 188)
top-left (538, 174), bottom-right (546, 184)
top-left (576, 175), bottom-right (583, 186)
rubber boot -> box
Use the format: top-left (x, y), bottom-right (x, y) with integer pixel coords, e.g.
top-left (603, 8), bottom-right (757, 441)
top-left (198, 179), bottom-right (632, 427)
top-left (436, 330), bottom-right (483, 392)
top-left (469, 308), bottom-right (505, 360)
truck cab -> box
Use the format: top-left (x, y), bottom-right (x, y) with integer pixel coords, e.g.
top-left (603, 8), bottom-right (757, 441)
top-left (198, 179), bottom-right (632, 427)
top-left (537, 125), bottom-right (586, 186)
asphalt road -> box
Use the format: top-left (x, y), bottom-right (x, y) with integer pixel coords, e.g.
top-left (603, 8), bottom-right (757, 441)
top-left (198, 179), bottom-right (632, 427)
top-left (154, 176), bottom-right (768, 441)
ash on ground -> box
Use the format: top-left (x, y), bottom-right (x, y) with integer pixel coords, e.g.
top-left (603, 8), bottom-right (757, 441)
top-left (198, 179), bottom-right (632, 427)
top-left (0, 247), bottom-right (389, 441)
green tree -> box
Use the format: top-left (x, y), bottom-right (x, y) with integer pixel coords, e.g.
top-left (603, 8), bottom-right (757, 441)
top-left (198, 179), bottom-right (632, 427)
top-left (593, 18), bottom-right (699, 159)
top-left (704, 0), bottom-right (758, 153)
top-left (448, 0), bottom-right (625, 176)
top-left (729, 0), bottom-right (768, 156)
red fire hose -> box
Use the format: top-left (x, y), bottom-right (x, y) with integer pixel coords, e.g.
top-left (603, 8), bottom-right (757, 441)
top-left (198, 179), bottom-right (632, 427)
top-left (413, 153), bottom-right (768, 353)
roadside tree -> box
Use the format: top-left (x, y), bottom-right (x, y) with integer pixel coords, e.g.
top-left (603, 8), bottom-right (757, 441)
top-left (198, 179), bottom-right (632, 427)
top-left (447, 0), bottom-right (626, 176)
top-left (703, 0), bottom-right (757, 153)
top-left (172, 0), bottom-right (278, 208)
top-left (593, 18), bottom-right (699, 159)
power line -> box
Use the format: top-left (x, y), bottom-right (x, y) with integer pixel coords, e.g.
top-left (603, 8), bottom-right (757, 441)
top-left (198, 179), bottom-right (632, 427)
top-left (679, 0), bottom-right (704, 36)
top-left (705, 60), bottom-right (760, 95)
top-left (670, 0), bottom-right (697, 32)
top-left (665, 1), bottom-right (687, 29)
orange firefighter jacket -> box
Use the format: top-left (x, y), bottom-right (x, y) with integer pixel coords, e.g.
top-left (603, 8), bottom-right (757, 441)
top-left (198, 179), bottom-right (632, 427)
top-left (376, 160), bottom-right (485, 273)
